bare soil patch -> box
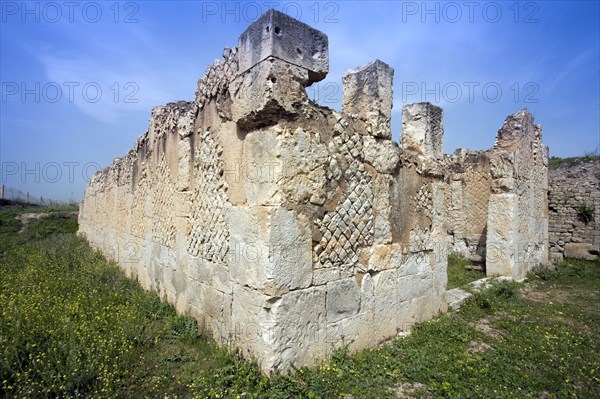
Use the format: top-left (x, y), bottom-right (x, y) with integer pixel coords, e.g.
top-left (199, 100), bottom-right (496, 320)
top-left (17, 212), bottom-right (48, 233)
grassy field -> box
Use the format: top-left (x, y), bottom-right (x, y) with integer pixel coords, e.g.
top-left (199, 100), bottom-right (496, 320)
top-left (548, 154), bottom-right (600, 169)
top-left (446, 254), bottom-right (486, 290)
top-left (1, 206), bottom-right (599, 398)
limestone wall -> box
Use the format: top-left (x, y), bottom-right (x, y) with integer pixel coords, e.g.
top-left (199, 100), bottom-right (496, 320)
top-left (445, 149), bottom-right (492, 260)
top-left (443, 112), bottom-right (549, 280)
top-left (79, 10), bottom-right (447, 372)
top-left (79, 9), bottom-right (549, 371)
top-left (548, 160), bottom-right (600, 261)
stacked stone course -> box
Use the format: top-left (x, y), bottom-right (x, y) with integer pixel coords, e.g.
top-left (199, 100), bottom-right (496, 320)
top-left (548, 160), bottom-right (600, 261)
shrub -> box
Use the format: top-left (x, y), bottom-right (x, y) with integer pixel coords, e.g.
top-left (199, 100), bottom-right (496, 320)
top-left (577, 202), bottom-right (595, 224)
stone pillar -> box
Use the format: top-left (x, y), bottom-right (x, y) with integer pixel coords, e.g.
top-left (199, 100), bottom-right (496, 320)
top-left (486, 192), bottom-right (518, 277)
top-left (401, 102), bottom-right (444, 158)
top-left (342, 59), bottom-right (394, 139)
top-left (0, 184), bottom-right (4, 200)
top-left (486, 110), bottom-right (548, 280)
top-left (540, 137), bottom-right (550, 265)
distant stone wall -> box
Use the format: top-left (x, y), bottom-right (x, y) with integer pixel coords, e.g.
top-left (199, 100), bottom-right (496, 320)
top-left (548, 160), bottom-right (600, 261)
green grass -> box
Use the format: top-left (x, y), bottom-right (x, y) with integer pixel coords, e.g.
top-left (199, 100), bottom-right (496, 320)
top-left (20, 212), bottom-right (78, 240)
top-left (447, 254), bottom-right (486, 289)
top-left (548, 154), bottom-right (600, 168)
top-left (1, 207), bottom-right (599, 398)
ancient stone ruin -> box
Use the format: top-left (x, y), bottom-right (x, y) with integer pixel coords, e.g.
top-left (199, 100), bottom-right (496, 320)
top-left (445, 111), bottom-right (549, 279)
top-left (79, 10), bottom-right (548, 371)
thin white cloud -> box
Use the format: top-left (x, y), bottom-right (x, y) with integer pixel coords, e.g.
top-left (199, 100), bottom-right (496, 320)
top-left (544, 45), bottom-right (598, 94)
top-left (29, 22), bottom-right (183, 124)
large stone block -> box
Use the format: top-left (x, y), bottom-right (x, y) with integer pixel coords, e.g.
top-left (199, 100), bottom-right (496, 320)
top-left (373, 269), bottom-right (398, 338)
top-left (269, 286), bottom-right (327, 371)
top-left (278, 127), bottom-right (329, 205)
top-left (228, 206), bottom-right (270, 289)
top-left (371, 174), bottom-right (394, 245)
top-left (230, 58), bottom-right (309, 130)
top-left (490, 150), bottom-right (516, 193)
top-left (243, 128), bottom-right (283, 206)
top-left (326, 278), bottom-right (361, 323)
top-left (269, 208), bottom-right (313, 290)
top-left (564, 243), bottom-right (598, 260)
top-left (237, 9), bottom-right (328, 82)
top-left (398, 252), bottom-right (432, 277)
top-left (398, 273), bottom-right (433, 303)
top-left (494, 109), bottom-right (535, 150)
top-left (228, 206), bottom-right (312, 292)
top-left (342, 60), bottom-right (394, 139)
top-left (396, 294), bottom-right (439, 332)
top-left (368, 243), bottom-right (403, 272)
top-left (231, 284), bottom-right (276, 361)
top-left (327, 311), bottom-right (374, 352)
top-left (401, 102), bottom-right (443, 158)
top-left (486, 193), bottom-right (518, 278)
top-left (363, 136), bottom-right (400, 174)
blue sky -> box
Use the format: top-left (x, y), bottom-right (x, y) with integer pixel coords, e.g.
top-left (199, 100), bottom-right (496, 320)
top-left (1, 0), bottom-right (599, 201)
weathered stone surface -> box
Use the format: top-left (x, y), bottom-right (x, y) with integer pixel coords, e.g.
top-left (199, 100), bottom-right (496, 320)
top-left (326, 278), bottom-right (361, 323)
top-left (398, 273), bottom-right (433, 303)
top-left (231, 284), bottom-right (274, 360)
top-left (363, 136), bottom-right (400, 174)
top-left (342, 60), bottom-right (394, 139)
top-left (373, 269), bottom-right (399, 338)
top-left (486, 193), bottom-right (518, 277)
top-left (243, 128), bottom-right (283, 205)
top-left (487, 110), bottom-right (548, 280)
top-left (367, 244), bottom-right (403, 272)
top-left (371, 174), bottom-right (394, 244)
top-left (548, 160), bottom-right (599, 260)
top-left (328, 311), bottom-right (373, 352)
top-left (237, 9), bottom-right (328, 82)
top-left (446, 288), bottom-right (472, 309)
top-left (229, 206), bottom-right (312, 292)
top-left (269, 209), bottom-right (313, 290)
top-left (77, 10), bottom-right (548, 374)
top-left (269, 286), bottom-right (327, 370)
top-left (564, 243), bottom-right (598, 260)
top-left (230, 58), bottom-right (309, 130)
top-left (279, 127), bottom-right (329, 205)
top-left (401, 102), bottom-right (443, 158)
